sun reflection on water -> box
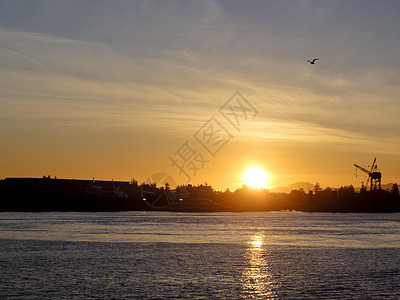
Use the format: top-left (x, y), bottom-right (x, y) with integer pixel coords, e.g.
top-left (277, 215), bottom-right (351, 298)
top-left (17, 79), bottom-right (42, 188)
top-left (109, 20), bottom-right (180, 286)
top-left (251, 235), bottom-right (264, 248)
top-left (242, 234), bottom-right (277, 299)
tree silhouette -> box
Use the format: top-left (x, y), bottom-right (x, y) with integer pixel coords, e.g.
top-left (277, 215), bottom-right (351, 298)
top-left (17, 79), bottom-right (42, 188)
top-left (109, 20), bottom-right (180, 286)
top-left (391, 183), bottom-right (399, 197)
top-left (130, 178), bottom-right (139, 187)
top-left (314, 182), bottom-right (322, 193)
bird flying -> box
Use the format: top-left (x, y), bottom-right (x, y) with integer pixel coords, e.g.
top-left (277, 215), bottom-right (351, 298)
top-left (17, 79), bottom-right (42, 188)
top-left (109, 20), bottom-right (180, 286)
top-left (307, 58), bottom-right (319, 64)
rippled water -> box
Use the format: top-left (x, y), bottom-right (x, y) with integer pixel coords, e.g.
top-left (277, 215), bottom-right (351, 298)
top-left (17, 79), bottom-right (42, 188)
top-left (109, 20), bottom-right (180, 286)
top-left (1, 212), bottom-right (400, 299)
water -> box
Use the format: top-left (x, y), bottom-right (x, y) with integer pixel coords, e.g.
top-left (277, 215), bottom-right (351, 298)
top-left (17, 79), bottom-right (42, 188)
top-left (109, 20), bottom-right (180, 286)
top-left (1, 212), bottom-right (400, 299)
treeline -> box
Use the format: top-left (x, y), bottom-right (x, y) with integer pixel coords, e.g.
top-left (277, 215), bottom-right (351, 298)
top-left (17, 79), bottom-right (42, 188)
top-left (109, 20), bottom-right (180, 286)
top-left (1, 177), bottom-right (399, 212)
top-left (212, 184), bottom-right (400, 212)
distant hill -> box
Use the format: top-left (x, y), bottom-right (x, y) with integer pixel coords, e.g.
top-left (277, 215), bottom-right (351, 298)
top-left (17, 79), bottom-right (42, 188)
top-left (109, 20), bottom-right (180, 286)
top-left (269, 182), bottom-right (315, 193)
top-left (382, 183), bottom-right (396, 191)
top-left (356, 183), bottom-right (396, 192)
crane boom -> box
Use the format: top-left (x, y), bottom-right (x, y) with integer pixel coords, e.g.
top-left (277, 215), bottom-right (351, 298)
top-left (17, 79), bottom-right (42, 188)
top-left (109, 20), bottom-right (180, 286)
top-left (354, 164), bottom-right (370, 175)
top-left (369, 157), bottom-right (377, 173)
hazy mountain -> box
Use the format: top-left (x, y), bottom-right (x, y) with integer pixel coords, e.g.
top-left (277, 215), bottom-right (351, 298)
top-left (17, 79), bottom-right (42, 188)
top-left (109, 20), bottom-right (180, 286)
top-left (269, 182), bottom-right (315, 193)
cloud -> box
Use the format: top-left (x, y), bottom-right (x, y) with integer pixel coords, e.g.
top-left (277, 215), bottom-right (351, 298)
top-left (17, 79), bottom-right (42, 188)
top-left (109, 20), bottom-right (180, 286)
top-left (1, 1), bottom-right (400, 185)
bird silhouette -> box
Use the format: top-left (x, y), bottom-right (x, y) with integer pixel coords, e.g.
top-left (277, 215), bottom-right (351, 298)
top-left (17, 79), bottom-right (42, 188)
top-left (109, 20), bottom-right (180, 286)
top-left (307, 58), bottom-right (319, 64)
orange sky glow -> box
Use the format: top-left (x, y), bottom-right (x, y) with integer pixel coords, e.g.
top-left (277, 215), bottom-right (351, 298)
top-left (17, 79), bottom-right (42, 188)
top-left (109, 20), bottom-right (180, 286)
top-left (1, 1), bottom-right (400, 191)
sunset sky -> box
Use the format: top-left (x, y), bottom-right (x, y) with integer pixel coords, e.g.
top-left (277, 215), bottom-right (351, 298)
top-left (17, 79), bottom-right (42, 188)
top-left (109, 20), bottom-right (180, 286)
top-left (1, 1), bottom-right (399, 191)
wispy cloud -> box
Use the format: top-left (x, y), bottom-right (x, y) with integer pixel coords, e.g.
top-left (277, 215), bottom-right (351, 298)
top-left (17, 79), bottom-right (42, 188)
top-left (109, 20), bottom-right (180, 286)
top-left (1, 0), bottom-right (399, 185)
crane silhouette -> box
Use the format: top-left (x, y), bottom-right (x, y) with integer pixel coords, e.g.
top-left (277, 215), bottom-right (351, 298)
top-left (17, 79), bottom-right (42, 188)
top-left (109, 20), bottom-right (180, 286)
top-left (354, 157), bottom-right (382, 191)
top-left (307, 58), bottom-right (319, 64)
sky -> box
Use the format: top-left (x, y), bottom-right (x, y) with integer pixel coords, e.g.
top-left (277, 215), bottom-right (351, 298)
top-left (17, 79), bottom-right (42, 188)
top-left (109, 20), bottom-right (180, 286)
top-left (1, 0), bottom-right (399, 191)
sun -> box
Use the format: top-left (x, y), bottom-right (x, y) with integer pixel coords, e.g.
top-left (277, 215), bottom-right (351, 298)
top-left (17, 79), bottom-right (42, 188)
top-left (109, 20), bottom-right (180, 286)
top-left (242, 167), bottom-right (269, 189)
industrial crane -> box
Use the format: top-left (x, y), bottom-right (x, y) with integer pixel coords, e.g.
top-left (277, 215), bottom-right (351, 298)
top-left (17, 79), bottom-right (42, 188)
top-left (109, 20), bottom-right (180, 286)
top-left (354, 157), bottom-right (381, 191)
